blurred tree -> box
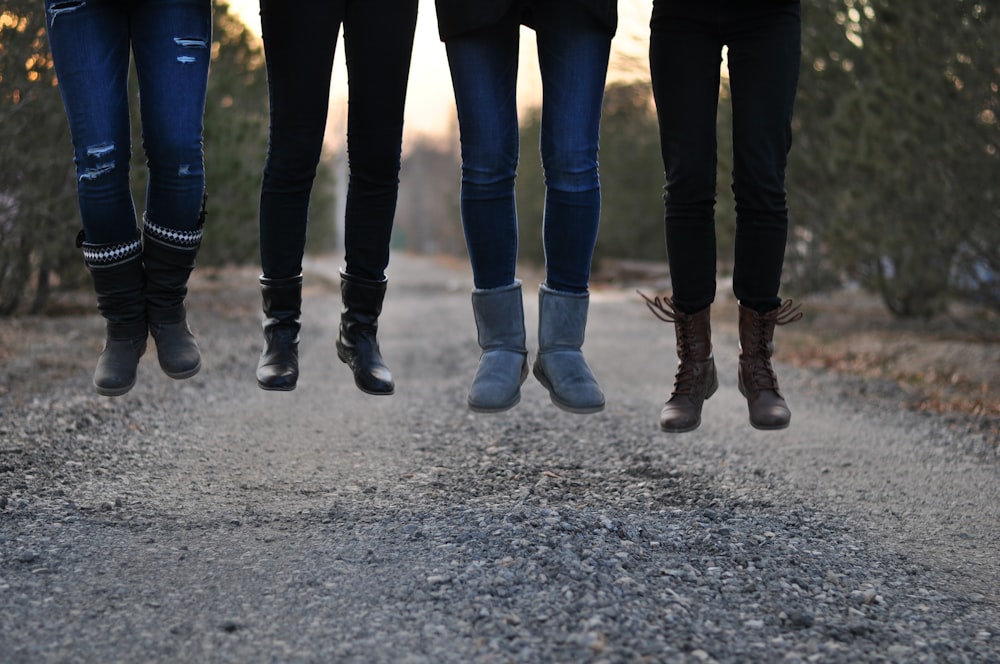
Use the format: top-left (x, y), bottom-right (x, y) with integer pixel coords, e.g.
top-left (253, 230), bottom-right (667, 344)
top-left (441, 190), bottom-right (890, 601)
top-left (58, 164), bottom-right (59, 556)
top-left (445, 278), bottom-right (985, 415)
top-left (0, 1), bottom-right (78, 314)
top-left (790, 0), bottom-right (999, 316)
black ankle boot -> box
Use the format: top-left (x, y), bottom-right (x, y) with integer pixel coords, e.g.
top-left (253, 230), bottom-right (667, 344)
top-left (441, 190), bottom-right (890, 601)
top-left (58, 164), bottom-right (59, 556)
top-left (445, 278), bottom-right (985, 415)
top-left (336, 270), bottom-right (394, 395)
top-left (142, 212), bottom-right (204, 379)
top-left (78, 231), bottom-right (148, 397)
top-left (257, 274), bottom-right (302, 391)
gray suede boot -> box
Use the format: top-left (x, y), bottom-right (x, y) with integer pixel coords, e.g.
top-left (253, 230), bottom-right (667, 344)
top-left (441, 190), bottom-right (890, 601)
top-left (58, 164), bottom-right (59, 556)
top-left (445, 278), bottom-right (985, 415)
top-left (468, 281), bottom-right (529, 413)
top-left (532, 284), bottom-right (605, 414)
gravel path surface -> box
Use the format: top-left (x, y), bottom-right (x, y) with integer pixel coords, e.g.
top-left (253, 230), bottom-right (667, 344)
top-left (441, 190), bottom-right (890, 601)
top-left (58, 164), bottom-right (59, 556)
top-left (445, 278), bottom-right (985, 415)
top-left (1, 253), bottom-right (997, 663)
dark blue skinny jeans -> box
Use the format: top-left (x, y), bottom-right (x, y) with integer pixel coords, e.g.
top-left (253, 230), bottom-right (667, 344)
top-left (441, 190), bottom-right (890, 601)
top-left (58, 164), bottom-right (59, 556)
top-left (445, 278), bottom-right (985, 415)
top-left (258, 0), bottom-right (418, 281)
top-left (45, 0), bottom-right (211, 245)
top-left (445, 8), bottom-right (611, 293)
top-left (650, 0), bottom-right (801, 313)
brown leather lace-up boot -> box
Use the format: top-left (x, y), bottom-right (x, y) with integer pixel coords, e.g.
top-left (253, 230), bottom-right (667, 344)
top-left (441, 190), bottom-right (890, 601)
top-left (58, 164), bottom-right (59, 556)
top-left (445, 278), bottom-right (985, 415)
top-left (738, 300), bottom-right (803, 430)
top-left (640, 293), bottom-right (718, 433)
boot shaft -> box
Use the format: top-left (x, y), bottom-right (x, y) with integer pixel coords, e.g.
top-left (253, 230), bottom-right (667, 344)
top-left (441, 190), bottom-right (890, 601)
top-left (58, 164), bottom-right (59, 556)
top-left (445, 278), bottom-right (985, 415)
top-left (142, 214), bottom-right (204, 324)
top-left (537, 284), bottom-right (589, 351)
top-left (639, 293), bottom-right (713, 363)
top-left (339, 270), bottom-right (387, 329)
top-left (260, 274), bottom-right (302, 327)
top-left (78, 231), bottom-right (147, 341)
top-left (738, 300), bottom-right (802, 392)
top-left (471, 281), bottom-right (527, 352)
top-left (738, 300), bottom-right (802, 361)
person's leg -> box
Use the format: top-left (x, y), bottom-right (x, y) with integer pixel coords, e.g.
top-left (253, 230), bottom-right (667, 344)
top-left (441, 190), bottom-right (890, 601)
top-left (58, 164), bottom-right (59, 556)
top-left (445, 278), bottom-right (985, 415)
top-left (528, 7), bottom-right (610, 414)
top-left (258, 0), bottom-right (343, 280)
top-left (340, 0), bottom-right (417, 281)
top-left (255, 0), bottom-right (343, 390)
top-left (649, 1), bottom-right (723, 315)
top-left (534, 7), bottom-right (610, 294)
top-left (132, 0), bottom-right (212, 380)
top-left (726, 2), bottom-right (801, 312)
top-left (647, 1), bottom-right (724, 430)
top-left (725, 2), bottom-right (803, 429)
top-left (445, 19), bottom-right (521, 290)
top-left (446, 21), bottom-right (528, 411)
top-left (132, 0), bottom-right (211, 234)
top-left (333, 0), bottom-right (418, 396)
top-left (45, 0), bottom-right (136, 244)
top-left (46, 0), bottom-right (146, 396)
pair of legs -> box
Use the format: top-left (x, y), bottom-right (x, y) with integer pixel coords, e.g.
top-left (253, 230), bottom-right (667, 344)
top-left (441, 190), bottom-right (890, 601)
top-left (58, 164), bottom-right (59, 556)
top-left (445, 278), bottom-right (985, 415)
top-left (255, 0), bottom-right (417, 393)
top-left (46, 0), bottom-right (211, 395)
top-left (445, 6), bottom-right (610, 293)
top-left (650, 0), bottom-right (801, 313)
top-left (648, 0), bottom-right (802, 431)
top-left (445, 7), bottom-right (611, 414)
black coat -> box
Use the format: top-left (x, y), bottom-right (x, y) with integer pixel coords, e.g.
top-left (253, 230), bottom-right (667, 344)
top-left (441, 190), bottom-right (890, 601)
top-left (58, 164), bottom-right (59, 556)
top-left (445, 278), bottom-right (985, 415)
top-left (435, 0), bottom-right (618, 41)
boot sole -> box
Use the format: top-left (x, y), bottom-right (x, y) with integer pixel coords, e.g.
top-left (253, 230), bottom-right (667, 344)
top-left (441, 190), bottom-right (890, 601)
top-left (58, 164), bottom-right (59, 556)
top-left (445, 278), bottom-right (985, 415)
top-left (659, 420), bottom-right (701, 434)
top-left (533, 365), bottom-right (604, 414)
top-left (356, 384), bottom-right (394, 396)
top-left (468, 393), bottom-right (520, 413)
top-left (162, 362), bottom-right (201, 380)
top-left (95, 379), bottom-right (136, 397)
top-left (257, 381), bottom-right (297, 392)
top-left (749, 419), bottom-right (791, 431)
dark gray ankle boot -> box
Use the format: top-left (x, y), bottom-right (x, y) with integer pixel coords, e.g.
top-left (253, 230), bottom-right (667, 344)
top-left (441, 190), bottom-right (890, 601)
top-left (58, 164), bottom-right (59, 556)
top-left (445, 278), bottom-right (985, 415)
top-left (142, 213), bottom-right (203, 379)
top-left (468, 281), bottom-right (529, 413)
top-left (532, 284), bottom-right (605, 414)
top-left (257, 274), bottom-right (302, 391)
top-left (78, 231), bottom-right (148, 397)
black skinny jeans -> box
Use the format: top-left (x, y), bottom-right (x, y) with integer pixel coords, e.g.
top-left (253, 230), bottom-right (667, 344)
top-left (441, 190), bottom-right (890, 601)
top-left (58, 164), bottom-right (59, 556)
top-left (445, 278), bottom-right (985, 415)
top-left (258, 0), bottom-right (418, 281)
top-left (650, 0), bottom-right (801, 313)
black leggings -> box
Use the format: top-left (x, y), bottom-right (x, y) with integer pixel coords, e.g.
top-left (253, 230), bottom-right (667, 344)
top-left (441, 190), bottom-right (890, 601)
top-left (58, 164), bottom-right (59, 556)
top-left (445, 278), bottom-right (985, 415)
top-left (258, 0), bottom-right (418, 280)
top-left (650, 0), bottom-right (801, 313)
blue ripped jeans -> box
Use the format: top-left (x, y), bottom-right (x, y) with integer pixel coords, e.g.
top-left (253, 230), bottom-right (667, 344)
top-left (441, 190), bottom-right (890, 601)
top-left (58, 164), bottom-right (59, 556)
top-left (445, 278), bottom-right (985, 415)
top-left (45, 0), bottom-right (211, 245)
top-left (445, 8), bottom-right (611, 293)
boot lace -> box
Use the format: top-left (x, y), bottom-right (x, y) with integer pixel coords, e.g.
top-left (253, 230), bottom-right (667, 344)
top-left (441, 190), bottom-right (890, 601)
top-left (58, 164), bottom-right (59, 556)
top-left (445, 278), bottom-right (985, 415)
top-left (747, 299), bottom-right (803, 390)
top-left (638, 291), bottom-right (700, 396)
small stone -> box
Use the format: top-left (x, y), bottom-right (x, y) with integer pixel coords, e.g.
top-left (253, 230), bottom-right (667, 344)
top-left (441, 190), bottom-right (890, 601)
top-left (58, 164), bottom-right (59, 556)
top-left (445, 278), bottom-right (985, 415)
top-left (219, 620), bottom-right (242, 633)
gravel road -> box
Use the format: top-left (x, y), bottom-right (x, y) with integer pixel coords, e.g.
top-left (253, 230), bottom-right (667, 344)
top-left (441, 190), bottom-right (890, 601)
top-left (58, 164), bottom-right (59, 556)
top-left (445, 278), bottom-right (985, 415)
top-left (1, 253), bottom-right (998, 663)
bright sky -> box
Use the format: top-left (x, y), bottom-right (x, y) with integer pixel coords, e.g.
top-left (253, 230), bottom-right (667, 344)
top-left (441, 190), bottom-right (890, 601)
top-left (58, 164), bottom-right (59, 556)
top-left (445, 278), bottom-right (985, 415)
top-left (223, 0), bottom-right (651, 144)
